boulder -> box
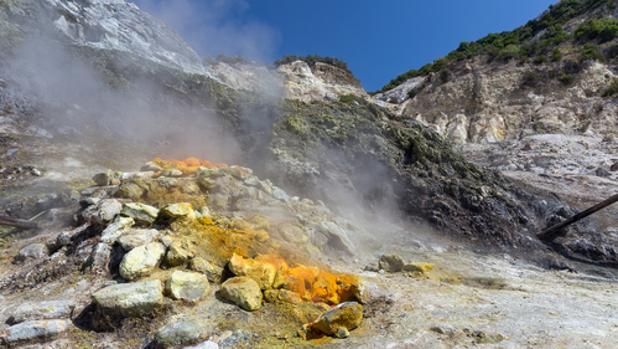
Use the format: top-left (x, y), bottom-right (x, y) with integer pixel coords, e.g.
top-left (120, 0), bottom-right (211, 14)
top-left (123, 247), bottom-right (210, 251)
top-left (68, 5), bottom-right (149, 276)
top-left (6, 300), bottom-right (75, 324)
top-left (162, 168), bottom-right (184, 177)
top-left (218, 277), bottom-right (263, 311)
top-left (88, 199), bottom-right (122, 225)
top-left (16, 243), bottom-right (48, 262)
top-left (121, 203), bottom-right (159, 226)
top-left (92, 171), bottom-right (118, 186)
top-left (117, 229), bottom-right (160, 251)
top-left (88, 242), bottom-right (112, 273)
top-left (228, 253), bottom-right (278, 290)
top-left (378, 254), bottom-right (405, 273)
top-left (141, 161), bottom-right (163, 172)
top-left (92, 280), bottom-right (164, 317)
top-left (165, 240), bottom-right (194, 267)
top-left (154, 317), bottom-right (210, 348)
top-left (403, 262), bottom-right (434, 274)
top-left (305, 302), bottom-right (363, 339)
top-left (159, 203), bottom-right (195, 221)
top-left (2, 319), bottom-right (71, 344)
top-left (166, 271), bottom-right (210, 302)
top-left (115, 182), bottom-right (145, 201)
top-left (100, 216), bottom-right (135, 243)
top-left (190, 257), bottom-right (223, 283)
top-left (263, 289), bottom-right (302, 304)
top-left (595, 167), bottom-right (611, 177)
top-left (119, 242), bottom-right (166, 280)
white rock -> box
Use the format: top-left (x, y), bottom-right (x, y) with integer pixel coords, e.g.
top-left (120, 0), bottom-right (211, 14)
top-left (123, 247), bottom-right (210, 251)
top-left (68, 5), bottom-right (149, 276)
top-left (16, 243), bottom-right (48, 261)
top-left (3, 319), bottom-right (71, 344)
top-left (92, 280), bottom-right (163, 317)
top-left (117, 229), bottom-right (160, 251)
top-left (184, 340), bottom-right (219, 349)
top-left (6, 300), bottom-right (75, 324)
top-left (119, 242), bottom-right (166, 280)
top-left (100, 216), bottom-right (135, 243)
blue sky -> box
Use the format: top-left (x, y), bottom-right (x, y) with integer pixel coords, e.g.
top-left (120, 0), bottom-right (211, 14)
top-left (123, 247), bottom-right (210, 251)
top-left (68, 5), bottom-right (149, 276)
top-left (136, 0), bottom-right (557, 91)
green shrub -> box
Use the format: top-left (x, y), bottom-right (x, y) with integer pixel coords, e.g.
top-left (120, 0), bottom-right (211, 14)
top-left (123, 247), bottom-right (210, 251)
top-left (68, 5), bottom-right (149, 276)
top-left (551, 48), bottom-right (563, 62)
top-left (575, 18), bottom-right (618, 43)
top-left (558, 72), bottom-right (575, 85)
top-left (285, 115), bottom-right (310, 136)
top-left (497, 44), bottom-right (523, 61)
top-left (562, 60), bottom-right (584, 74)
top-left (521, 70), bottom-right (545, 88)
top-left (533, 55), bottom-right (548, 65)
top-left (602, 78), bottom-right (618, 97)
top-left (339, 94), bottom-right (360, 104)
top-left (579, 43), bottom-right (605, 61)
top-left (377, 0), bottom-right (616, 92)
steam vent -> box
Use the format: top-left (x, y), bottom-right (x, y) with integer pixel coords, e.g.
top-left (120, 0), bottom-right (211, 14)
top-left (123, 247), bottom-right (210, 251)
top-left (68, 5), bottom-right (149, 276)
top-left (1, 0), bottom-right (617, 348)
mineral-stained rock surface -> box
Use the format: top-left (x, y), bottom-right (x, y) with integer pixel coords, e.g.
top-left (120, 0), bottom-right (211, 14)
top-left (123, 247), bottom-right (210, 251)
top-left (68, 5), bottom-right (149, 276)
top-left (219, 277), bottom-right (263, 311)
top-left (92, 280), bottom-right (164, 317)
top-left (304, 302), bottom-right (364, 339)
top-left (165, 270), bottom-right (210, 302)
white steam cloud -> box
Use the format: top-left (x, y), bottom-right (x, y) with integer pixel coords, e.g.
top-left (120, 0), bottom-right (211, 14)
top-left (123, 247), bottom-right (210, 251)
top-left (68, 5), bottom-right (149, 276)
top-left (133, 0), bottom-right (279, 62)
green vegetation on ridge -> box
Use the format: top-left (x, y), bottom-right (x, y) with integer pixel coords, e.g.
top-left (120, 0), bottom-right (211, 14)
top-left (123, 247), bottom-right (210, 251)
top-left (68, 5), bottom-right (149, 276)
top-left (275, 55), bottom-right (352, 73)
top-left (378, 0), bottom-right (617, 93)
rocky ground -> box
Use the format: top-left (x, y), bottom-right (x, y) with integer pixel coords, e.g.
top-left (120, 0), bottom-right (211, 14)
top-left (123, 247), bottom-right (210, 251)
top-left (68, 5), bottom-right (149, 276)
top-left (0, 0), bottom-right (617, 347)
top-left (0, 160), bottom-right (616, 348)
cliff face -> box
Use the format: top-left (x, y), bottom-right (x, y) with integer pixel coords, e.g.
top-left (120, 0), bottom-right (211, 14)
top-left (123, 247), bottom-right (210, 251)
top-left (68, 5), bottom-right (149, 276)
top-left (370, 0), bottom-right (618, 256)
top-left (375, 0), bottom-right (618, 142)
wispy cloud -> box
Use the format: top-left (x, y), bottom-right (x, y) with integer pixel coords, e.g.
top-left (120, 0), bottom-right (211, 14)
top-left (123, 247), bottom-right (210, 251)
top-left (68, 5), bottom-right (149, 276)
top-left (133, 0), bottom-right (279, 62)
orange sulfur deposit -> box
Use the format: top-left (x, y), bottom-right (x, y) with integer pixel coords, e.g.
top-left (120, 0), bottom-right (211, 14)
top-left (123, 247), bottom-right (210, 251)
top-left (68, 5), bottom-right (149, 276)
top-left (152, 156), bottom-right (227, 174)
top-left (230, 253), bottom-right (360, 305)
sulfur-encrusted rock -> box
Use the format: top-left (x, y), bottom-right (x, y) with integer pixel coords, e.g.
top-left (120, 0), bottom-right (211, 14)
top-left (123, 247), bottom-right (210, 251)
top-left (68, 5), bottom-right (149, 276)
top-left (160, 203), bottom-right (195, 221)
top-left (378, 254), bottom-right (405, 273)
top-left (263, 289), bottom-right (303, 304)
top-left (92, 280), bottom-right (163, 317)
top-left (228, 253), bottom-right (277, 290)
top-left (189, 257), bottom-right (223, 283)
top-left (6, 300), bottom-right (75, 325)
top-left (166, 271), bottom-right (210, 302)
top-left (305, 302), bottom-right (363, 339)
top-left (117, 228), bottom-right (160, 251)
top-left (2, 319), bottom-right (72, 344)
top-left (119, 242), bottom-right (166, 280)
top-left (121, 202), bottom-right (159, 226)
top-left (403, 262), bottom-right (434, 274)
top-left (219, 277), bottom-right (263, 311)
